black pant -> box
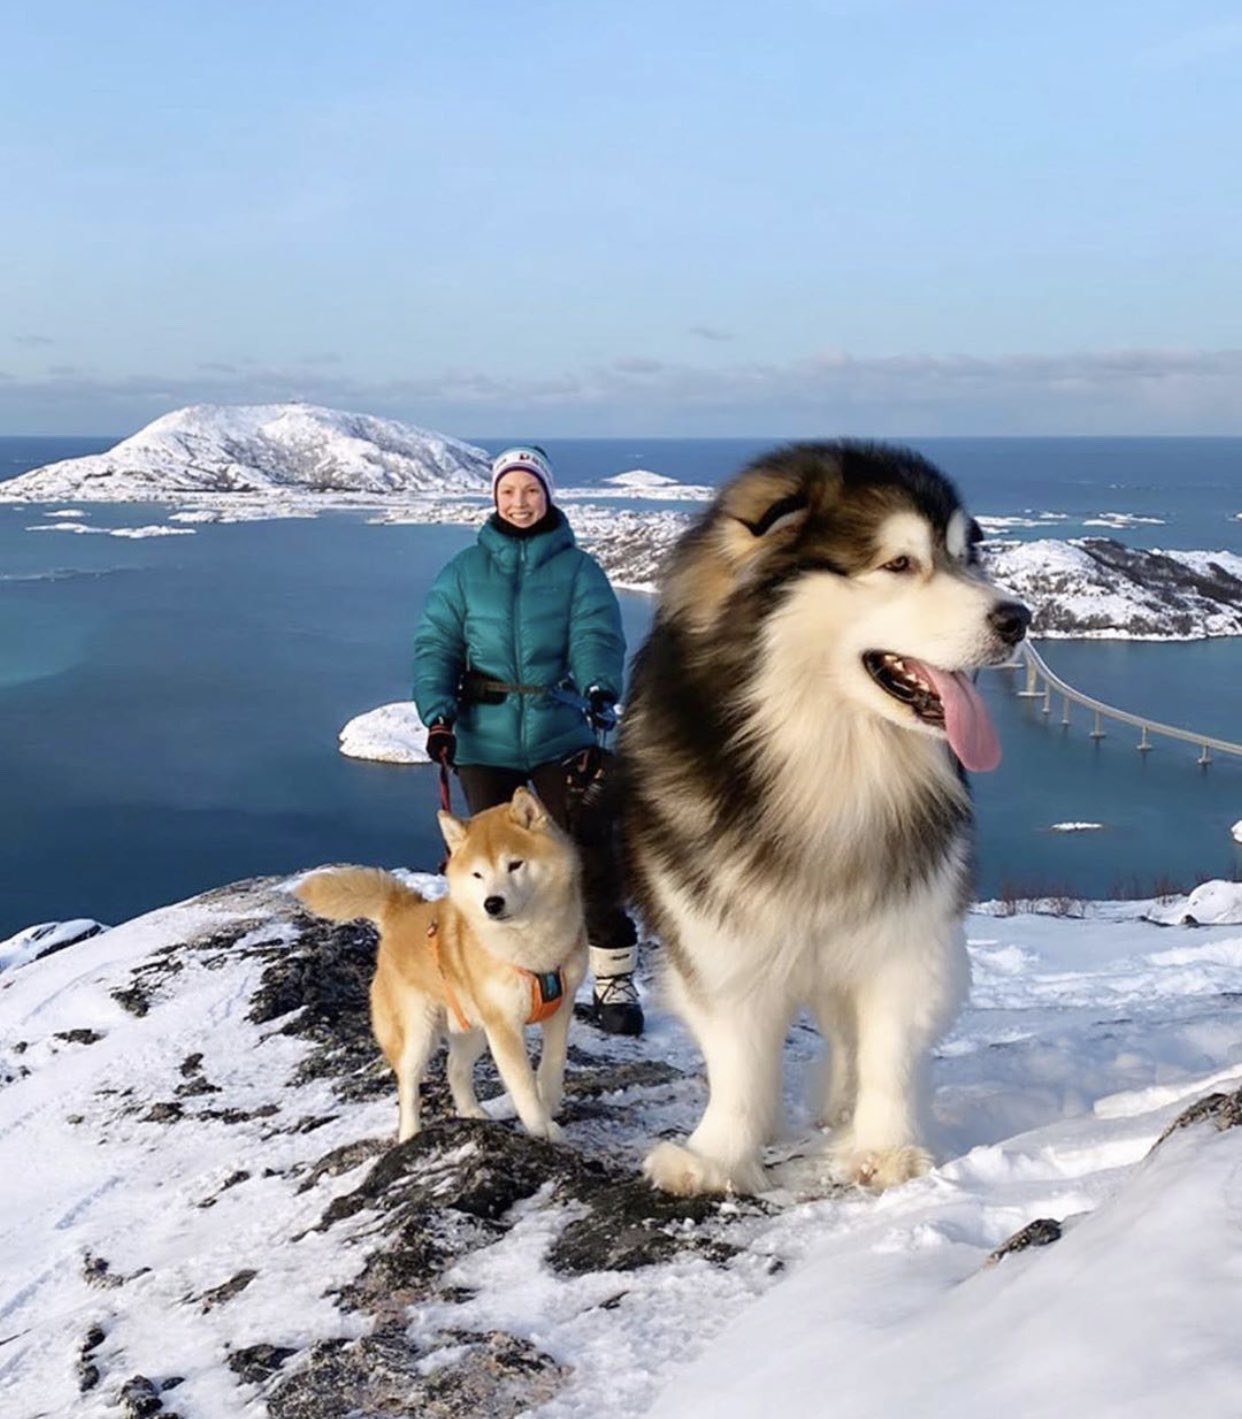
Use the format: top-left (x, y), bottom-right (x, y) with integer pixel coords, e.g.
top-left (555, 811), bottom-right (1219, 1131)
top-left (456, 758), bottom-right (637, 953)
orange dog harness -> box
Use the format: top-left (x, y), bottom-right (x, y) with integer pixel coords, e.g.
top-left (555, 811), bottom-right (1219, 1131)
top-left (427, 920), bottom-right (566, 1032)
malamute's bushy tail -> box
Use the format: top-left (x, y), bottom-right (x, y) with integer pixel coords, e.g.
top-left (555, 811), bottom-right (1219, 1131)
top-left (294, 867), bottom-right (419, 926)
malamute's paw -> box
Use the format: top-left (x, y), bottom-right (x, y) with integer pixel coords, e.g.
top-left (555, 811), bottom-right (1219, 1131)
top-left (453, 1102), bottom-right (488, 1120)
top-left (830, 1141), bottom-right (933, 1191)
top-left (643, 1141), bottom-right (765, 1197)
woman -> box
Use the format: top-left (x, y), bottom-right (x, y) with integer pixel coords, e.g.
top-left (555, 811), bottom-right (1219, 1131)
top-left (413, 445), bottom-right (642, 1036)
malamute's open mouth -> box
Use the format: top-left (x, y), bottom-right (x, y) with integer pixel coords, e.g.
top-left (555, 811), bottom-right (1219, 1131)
top-left (862, 650), bottom-right (1001, 771)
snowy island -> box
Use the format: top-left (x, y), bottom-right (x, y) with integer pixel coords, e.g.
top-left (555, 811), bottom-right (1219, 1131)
top-left (5, 402), bottom-right (1242, 638)
top-left (1, 874), bottom-right (1241, 1416)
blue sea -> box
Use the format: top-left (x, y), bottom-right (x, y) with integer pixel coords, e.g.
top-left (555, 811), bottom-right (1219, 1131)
top-left (2, 435), bottom-right (1241, 938)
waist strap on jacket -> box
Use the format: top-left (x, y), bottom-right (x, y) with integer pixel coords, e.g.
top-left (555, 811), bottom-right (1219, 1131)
top-left (427, 920), bottom-right (566, 1029)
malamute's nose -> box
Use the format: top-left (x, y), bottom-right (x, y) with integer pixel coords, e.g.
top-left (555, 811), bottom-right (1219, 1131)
top-left (989, 600), bottom-right (1031, 646)
top-left (483, 895), bottom-right (506, 917)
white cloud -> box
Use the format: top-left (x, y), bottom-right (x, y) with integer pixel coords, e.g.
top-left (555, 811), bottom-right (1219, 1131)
top-left (3, 346), bottom-right (1242, 436)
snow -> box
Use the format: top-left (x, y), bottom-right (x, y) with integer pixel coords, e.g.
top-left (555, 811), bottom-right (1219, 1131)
top-left (1047, 821), bottom-right (1106, 832)
top-left (26, 521), bottom-right (196, 538)
top-left (2, 876), bottom-right (1242, 1415)
top-left (338, 701), bottom-right (430, 764)
top-left (1233, 820), bottom-right (1242, 844)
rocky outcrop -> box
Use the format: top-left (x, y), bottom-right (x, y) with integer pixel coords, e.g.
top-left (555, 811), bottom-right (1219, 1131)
top-left (982, 537), bottom-right (1242, 638)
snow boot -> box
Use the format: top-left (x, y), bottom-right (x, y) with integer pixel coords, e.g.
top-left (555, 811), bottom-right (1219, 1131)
top-left (588, 944), bottom-right (644, 1036)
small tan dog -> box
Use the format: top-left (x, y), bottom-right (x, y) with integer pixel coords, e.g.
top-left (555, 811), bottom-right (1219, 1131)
top-left (295, 787), bottom-right (587, 1143)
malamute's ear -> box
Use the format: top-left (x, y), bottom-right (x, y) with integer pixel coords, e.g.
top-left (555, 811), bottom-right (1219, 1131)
top-left (509, 785), bottom-right (548, 831)
top-left (437, 810), bottom-right (468, 854)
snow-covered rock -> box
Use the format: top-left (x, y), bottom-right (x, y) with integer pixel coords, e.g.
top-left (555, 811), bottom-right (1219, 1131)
top-left (982, 537), bottom-right (1242, 638)
top-left (0, 918), bottom-right (108, 973)
top-left (1146, 879), bottom-right (1242, 926)
top-left (1233, 820), bottom-right (1242, 845)
top-left (557, 469), bottom-right (714, 501)
top-left (0, 403), bottom-right (490, 503)
top-left (339, 702), bottom-right (430, 764)
top-left (26, 521), bottom-right (195, 538)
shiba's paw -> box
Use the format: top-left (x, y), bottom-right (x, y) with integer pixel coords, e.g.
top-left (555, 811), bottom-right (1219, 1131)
top-left (453, 1103), bottom-right (487, 1120)
top-left (526, 1117), bottom-right (564, 1144)
top-left (642, 1141), bottom-right (765, 1197)
top-left (830, 1141), bottom-right (932, 1191)
top-left (537, 1083), bottom-right (564, 1116)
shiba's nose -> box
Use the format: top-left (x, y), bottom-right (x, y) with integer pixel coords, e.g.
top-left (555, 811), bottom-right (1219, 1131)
top-left (988, 600), bottom-right (1031, 646)
top-left (483, 895), bottom-right (506, 918)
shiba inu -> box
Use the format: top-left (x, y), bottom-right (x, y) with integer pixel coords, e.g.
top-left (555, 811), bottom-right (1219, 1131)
top-left (296, 787), bottom-right (587, 1143)
top-left (620, 441), bottom-right (1030, 1196)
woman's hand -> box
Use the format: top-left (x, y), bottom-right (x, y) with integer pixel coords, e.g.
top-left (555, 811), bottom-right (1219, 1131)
top-left (586, 687), bottom-right (618, 733)
top-left (426, 719), bottom-right (457, 767)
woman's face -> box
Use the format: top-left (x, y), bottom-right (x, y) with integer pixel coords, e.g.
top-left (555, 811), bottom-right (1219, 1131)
top-left (495, 470), bottom-right (548, 528)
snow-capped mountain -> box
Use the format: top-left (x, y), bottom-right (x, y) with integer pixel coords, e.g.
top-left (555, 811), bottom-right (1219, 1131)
top-left (982, 537), bottom-right (1242, 638)
top-left (0, 404), bottom-right (491, 501)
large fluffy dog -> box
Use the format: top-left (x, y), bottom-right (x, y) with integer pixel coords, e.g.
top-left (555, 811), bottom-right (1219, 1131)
top-left (621, 441), bottom-right (1029, 1195)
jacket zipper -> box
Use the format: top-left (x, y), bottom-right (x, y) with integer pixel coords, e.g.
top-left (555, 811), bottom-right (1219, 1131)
top-left (515, 540), bottom-right (528, 767)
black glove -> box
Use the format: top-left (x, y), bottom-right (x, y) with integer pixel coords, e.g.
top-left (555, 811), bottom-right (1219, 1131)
top-left (426, 718), bottom-right (457, 768)
top-left (586, 687), bottom-right (618, 734)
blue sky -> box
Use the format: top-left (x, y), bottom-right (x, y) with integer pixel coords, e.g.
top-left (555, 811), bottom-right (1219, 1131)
top-left (3, 0), bottom-right (1241, 436)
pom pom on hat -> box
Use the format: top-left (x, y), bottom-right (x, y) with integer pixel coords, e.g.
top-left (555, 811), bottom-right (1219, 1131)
top-left (490, 446), bottom-right (555, 503)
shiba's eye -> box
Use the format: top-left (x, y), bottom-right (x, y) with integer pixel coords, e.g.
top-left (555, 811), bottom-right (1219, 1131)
top-left (507, 860), bottom-right (524, 872)
top-left (471, 870), bottom-right (483, 880)
top-left (882, 555), bottom-right (916, 574)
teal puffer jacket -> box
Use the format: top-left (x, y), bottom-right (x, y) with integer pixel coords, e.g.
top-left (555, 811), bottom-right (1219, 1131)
top-left (413, 511), bottom-right (626, 771)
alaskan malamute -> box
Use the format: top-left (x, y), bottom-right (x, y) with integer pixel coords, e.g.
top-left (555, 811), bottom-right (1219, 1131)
top-left (621, 441), bottom-right (1029, 1194)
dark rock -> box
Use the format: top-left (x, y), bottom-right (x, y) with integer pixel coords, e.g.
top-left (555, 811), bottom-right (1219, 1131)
top-left (564, 1057), bottom-right (684, 1097)
top-left (227, 1343), bottom-right (299, 1386)
top-left (175, 1077), bottom-right (221, 1097)
top-left (195, 1269), bottom-right (257, 1311)
top-left (548, 1176), bottom-right (751, 1275)
top-left (247, 914), bottom-right (381, 1096)
top-left (141, 1102), bottom-right (184, 1124)
top-left (1155, 1084), bottom-right (1242, 1146)
top-left (119, 1374), bottom-right (164, 1417)
top-left (179, 1053), bottom-right (204, 1077)
top-left (55, 1028), bottom-right (105, 1046)
top-left (83, 1254), bottom-right (123, 1289)
top-left (266, 1328), bottom-right (566, 1419)
top-left (295, 1137), bottom-right (388, 1194)
top-left (77, 1324), bottom-right (106, 1392)
top-left (197, 1103), bottom-right (280, 1125)
top-left (986, 1217), bottom-right (1063, 1266)
top-left (111, 984), bottom-right (153, 1017)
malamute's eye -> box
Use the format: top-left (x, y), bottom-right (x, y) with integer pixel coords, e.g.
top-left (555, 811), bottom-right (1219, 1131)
top-left (507, 859), bottom-right (524, 872)
top-left (882, 555), bottom-right (916, 574)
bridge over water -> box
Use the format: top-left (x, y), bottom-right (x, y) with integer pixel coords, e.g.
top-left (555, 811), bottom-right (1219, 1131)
top-left (1001, 641), bottom-right (1242, 768)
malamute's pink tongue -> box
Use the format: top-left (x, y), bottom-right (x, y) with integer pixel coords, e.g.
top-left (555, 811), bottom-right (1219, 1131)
top-left (908, 660), bottom-right (1002, 772)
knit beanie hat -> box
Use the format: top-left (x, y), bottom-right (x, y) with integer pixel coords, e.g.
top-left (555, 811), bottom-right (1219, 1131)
top-left (490, 446), bottom-right (555, 504)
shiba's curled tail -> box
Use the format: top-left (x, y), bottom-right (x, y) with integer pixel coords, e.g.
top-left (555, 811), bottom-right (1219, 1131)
top-left (294, 867), bottom-right (418, 927)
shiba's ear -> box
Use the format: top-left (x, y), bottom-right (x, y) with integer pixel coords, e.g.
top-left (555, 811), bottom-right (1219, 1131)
top-left (437, 810), bottom-right (467, 854)
top-left (508, 785), bottom-right (548, 831)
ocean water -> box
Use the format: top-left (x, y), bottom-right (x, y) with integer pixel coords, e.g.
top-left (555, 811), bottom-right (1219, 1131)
top-left (1, 436), bottom-right (1240, 937)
